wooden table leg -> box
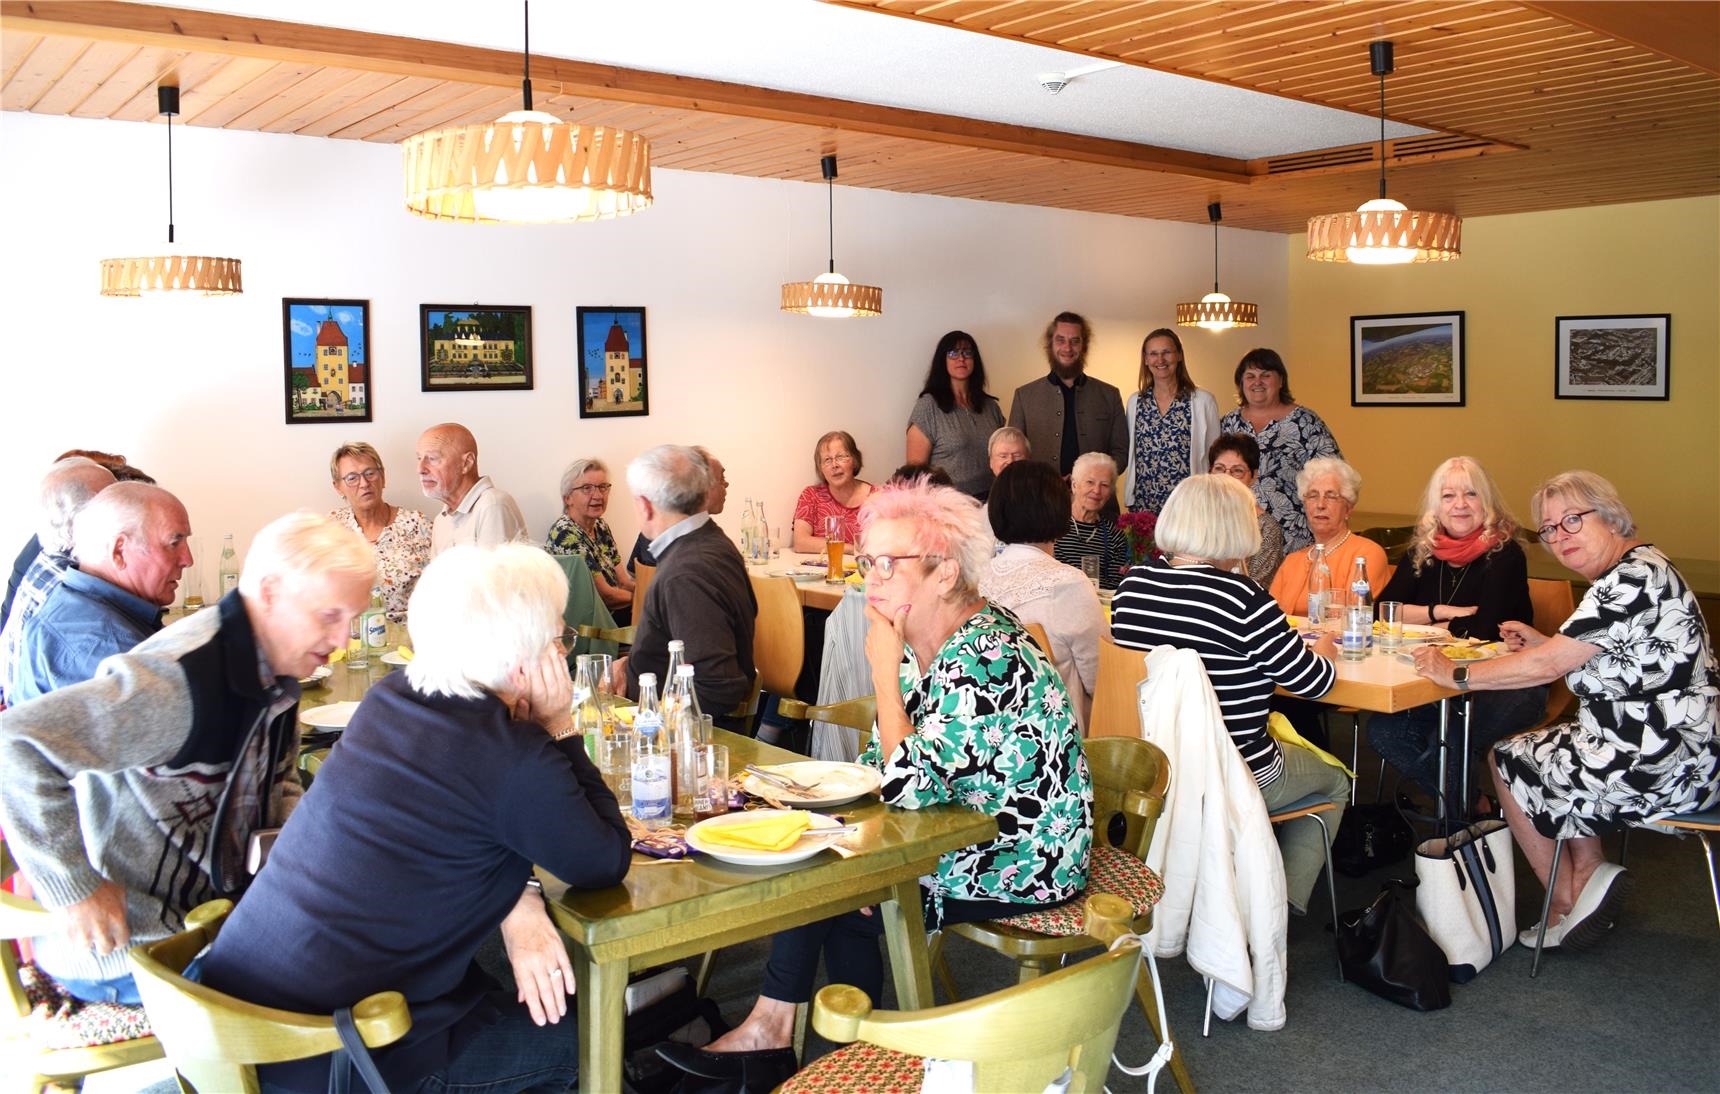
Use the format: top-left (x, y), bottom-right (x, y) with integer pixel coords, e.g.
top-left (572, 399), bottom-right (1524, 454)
top-left (879, 880), bottom-right (933, 1009)
top-left (571, 947), bottom-right (628, 1093)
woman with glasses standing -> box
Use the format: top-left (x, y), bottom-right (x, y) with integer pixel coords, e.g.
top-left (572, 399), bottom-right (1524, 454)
top-left (1218, 348), bottom-right (1342, 551)
top-left (1413, 471), bottom-right (1718, 951)
top-left (791, 431), bottom-right (875, 553)
top-left (1122, 329), bottom-right (1221, 515)
top-left (545, 457), bottom-right (634, 619)
top-left (904, 331), bottom-right (1005, 498)
top-left (327, 441), bottom-right (430, 622)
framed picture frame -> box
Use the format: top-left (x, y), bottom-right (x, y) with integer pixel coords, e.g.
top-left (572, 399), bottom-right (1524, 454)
top-left (419, 305), bottom-right (533, 392)
top-left (1350, 311), bottom-right (1466, 407)
top-left (1554, 314), bottom-right (1670, 400)
top-left (283, 298), bottom-right (372, 424)
top-left (576, 306), bottom-right (649, 418)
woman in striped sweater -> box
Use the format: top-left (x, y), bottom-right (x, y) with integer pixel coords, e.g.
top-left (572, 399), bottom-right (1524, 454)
top-left (1111, 473), bottom-right (1350, 914)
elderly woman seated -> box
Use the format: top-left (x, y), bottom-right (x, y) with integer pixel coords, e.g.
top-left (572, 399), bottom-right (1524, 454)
top-left (1053, 451), bottom-right (1130, 590)
top-left (545, 456), bottom-right (635, 624)
top-left (1413, 471), bottom-right (1718, 951)
top-left (792, 430), bottom-right (875, 553)
top-left (1110, 474), bottom-right (1349, 916)
top-left (326, 441), bottom-right (431, 623)
top-left (658, 480), bottom-right (1092, 1090)
top-left (980, 460), bottom-right (1105, 731)
top-left (198, 544), bottom-right (631, 1093)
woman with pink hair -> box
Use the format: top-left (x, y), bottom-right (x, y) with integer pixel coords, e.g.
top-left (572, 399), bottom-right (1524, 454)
top-left (658, 480), bottom-right (1092, 1089)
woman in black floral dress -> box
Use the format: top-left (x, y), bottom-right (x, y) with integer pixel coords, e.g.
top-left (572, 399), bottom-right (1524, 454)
top-left (1217, 348), bottom-right (1341, 551)
top-left (1411, 471), bottom-right (1718, 952)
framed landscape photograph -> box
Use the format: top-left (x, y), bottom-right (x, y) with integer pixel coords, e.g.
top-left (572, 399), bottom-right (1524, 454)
top-left (1555, 314), bottom-right (1670, 400)
top-left (1351, 311), bottom-right (1466, 407)
top-left (419, 305), bottom-right (533, 392)
top-left (283, 298), bottom-right (372, 424)
top-left (576, 306), bottom-right (649, 418)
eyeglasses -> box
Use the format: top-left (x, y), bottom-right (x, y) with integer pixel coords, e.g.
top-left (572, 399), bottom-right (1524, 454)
top-left (1212, 464), bottom-right (1251, 480)
top-left (1536, 509), bottom-right (1596, 542)
top-left (945, 347), bottom-right (975, 359)
top-left (339, 468), bottom-right (381, 486)
top-left (570, 483), bottom-right (613, 495)
top-left (821, 453), bottom-right (855, 467)
top-left (1302, 491), bottom-right (1349, 505)
top-left (855, 553), bottom-right (936, 580)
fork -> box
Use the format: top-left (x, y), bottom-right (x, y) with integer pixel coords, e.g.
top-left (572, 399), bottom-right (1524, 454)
top-left (744, 764), bottom-right (822, 793)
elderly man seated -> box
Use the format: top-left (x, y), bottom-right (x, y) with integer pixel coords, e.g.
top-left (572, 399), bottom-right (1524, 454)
top-left (198, 544), bottom-right (632, 1093)
top-left (417, 422), bottom-right (527, 556)
top-left (12, 482), bottom-right (193, 703)
top-left (616, 445), bottom-right (756, 721)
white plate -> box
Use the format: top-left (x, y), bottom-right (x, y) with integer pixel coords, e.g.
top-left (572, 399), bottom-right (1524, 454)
top-left (686, 810), bottom-right (845, 866)
top-left (297, 665), bottom-right (332, 687)
top-left (1393, 642), bottom-right (1505, 664)
top-left (299, 701), bottom-right (360, 729)
top-left (741, 762), bottom-right (881, 808)
top-left (380, 651), bottom-right (411, 666)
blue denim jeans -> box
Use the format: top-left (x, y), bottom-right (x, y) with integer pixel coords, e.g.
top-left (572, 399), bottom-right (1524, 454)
top-left (59, 954), bottom-right (205, 1006)
top-left (1366, 687), bottom-right (1548, 806)
top-left (408, 991), bottom-right (579, 1094)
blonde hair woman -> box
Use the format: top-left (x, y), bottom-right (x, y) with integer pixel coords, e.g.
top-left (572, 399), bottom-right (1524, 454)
top-left (327, 441), bottom-right (430, 622)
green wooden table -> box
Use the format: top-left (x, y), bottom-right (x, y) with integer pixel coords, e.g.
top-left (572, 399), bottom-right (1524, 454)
top-left (537, 731), bottom-right (997, 1093)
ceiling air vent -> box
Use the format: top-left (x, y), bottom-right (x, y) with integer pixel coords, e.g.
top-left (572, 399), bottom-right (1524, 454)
top-left (1250, 133), bottom-right (1521, 179)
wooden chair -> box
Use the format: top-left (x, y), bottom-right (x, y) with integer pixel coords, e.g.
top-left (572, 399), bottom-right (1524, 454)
top-left (1024, 621), bottom-right (1053, 658)
top-left (930, 737), bottom-right (1192, 1094)
top-left (749, 573), bottom-right (805, 700)
top-left (1526, 577), bottom-right (1577, 728)
top-left (576, 623), bottom-right (636, 646)
top-left (128, 900), bottom-right (412, 1093)
top-left (2, 841), bottom-right (164, 1094)
top-left (298, 747), bottom-right (330, 789)
top-left (1089, 635), bottom-right (1148, 738)
top-left (784, 895), bottom-right (1153, 1094)
top-left (776, 695), bottom-right (877, 750)
top-left (631, 561), bottom-right (655, 623)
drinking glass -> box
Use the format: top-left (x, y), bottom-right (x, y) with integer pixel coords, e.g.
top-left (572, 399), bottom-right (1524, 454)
top-left (1080, 555), bottom-right (1101, 589)
top-left (1378, 601), bottom-right (1405, 650)
top-left (695, 742), bottom-right (729, 818)
top-left (1322, 602), bottom-right (1345, 636)
top-left (597, 727), bottom-right (634, 813)
top-left (824, 516), bottom-right (846, 583)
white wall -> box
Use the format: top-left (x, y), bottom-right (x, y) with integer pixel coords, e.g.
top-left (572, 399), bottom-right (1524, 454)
top-left (0, 111), bottom-right (1289, 593)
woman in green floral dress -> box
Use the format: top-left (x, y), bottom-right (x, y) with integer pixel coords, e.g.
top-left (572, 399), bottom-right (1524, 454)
top-left (658, 480), bottom-right (1092, 1087)
top-left (543, 457), bottom-right (634, 623)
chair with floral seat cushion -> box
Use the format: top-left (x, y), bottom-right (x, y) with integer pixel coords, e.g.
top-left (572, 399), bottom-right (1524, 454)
top-left (928, 736), bottom-right (1192, 1094)
top-left (785, 894), bottom-right (1148, 1094)
top-left (2, 839), bottom-right (164, 1094)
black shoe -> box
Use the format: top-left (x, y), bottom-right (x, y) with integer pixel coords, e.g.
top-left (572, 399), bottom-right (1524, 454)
top-left (655, 1042), bottom-right (798, 1094)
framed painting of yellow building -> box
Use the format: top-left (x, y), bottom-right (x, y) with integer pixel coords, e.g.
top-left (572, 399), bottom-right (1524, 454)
top-left (420, 305), bottom-right (534, 392)
top-left (576, 306), bottom-right (649, 419)
top-left (283, 298), bottom-right (372, 424)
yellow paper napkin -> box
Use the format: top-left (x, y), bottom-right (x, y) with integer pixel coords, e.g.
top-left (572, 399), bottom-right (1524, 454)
top-left (395, 646), bottom-right (415, 661)
top-left (699, 811), bottom-right (813, 852)
top-left (327, 646), bottom-right (346, 664)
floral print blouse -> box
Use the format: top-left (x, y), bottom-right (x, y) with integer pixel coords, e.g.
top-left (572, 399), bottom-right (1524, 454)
top-left (328, 505), bottom-right (431, 623)
top-left (1217, 403), bottom-right (1341, 552)
top-left (1128, 393), bottom-right (1192, 513)
top-left (544, 515), bottom-right (623, 585)
top-left (860, 604), bottom-right (1092, 922)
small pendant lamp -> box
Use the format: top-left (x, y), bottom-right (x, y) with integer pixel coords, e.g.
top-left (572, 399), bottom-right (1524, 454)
top-left (1176, 202), bottom-right (1257, 330)
top-left (780, 155), bottom-right (883, 318)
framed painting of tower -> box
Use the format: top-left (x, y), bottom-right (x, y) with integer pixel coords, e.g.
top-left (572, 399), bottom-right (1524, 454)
top-left (576, 306), bottom-right (649, 419)
top-left (283, 298), bottom-right (373, 424)
top-left (419, 305), bottom-right (534, 392)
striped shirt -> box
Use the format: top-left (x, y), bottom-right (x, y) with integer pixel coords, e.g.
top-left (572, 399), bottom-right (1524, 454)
top-left (1111, 556), bottom-right (1335, 788)
top-left (1053, 517), bottom-right (1131, 591)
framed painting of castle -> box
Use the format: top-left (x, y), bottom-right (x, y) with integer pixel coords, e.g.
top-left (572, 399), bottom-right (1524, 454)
top-left (419, 305), bottom-right (533, 392)
top-left (283, 298), bottom-right (373, 424)
top-left (576, 306), bottom-right (649, 419)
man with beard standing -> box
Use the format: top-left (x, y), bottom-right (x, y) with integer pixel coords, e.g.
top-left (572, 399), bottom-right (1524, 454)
top-left (1007, 311), bottom-right (1128, 476)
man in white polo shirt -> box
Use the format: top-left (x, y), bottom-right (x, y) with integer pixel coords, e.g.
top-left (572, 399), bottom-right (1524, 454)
top-left (417, 422), bottom-right (527, 557)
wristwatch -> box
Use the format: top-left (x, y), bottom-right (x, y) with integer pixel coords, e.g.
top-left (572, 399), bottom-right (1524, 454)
top-left (1453, 664), bottom-right (1471, 691)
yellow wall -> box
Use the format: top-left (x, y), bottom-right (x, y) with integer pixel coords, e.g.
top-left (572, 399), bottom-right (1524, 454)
top-left (1287, 196), bottom-right (1719, 561)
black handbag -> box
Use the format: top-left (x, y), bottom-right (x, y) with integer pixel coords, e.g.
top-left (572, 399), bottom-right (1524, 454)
top-left (1335, 879), bottom-right (1452, 1011)
top-left (1333, 792), bottom-right (1418, 878)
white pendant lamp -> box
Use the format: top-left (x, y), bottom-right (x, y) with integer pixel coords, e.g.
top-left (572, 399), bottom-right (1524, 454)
top-left (1306, 41), bottom-right (1462, 264)
top-left (1176, 202), bottom-right (1257, 330)
top-left (99, 86), bottom-right (243, 297)
top-left (402, 1), bottom-right (651, 224)
top-left (780, 155), bottom-right (883, 318)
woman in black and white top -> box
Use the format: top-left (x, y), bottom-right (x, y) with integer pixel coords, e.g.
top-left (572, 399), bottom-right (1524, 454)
top-left (1110, 473), bottom-right (1349, 913)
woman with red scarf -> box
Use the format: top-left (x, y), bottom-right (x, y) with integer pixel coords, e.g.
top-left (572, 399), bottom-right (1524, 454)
top-left (1367, 457), bottom-right (1546, 809)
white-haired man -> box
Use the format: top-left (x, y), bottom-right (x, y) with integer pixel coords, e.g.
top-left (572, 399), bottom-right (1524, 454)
top-left (417, 422), bottom-right (527, 557)
top-left (0, 512), bottom-right (374, 1005)
top-left (11, 483), bottom-right (192, 704)
top-left (618, 445), bottom-right (756, 718)
top-left (199, 544), bottom-right (630, 1092)
top-left (0, 457), bottom-right (116, 706)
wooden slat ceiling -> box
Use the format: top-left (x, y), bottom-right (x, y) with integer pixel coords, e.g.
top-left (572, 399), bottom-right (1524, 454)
top-left (2, 0), bottom-right (1715, 233)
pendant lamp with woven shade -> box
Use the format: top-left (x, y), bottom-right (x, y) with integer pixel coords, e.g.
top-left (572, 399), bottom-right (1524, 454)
top-left (781, 155), bottom-right (883, 318)
top-left (1177, 202), bottom-right (1257, 330)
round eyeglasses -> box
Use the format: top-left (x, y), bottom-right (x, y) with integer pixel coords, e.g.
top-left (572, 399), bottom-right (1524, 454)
top-left (855, 553), bottom-right (937, 580)
top-left (1536, 509), bottom-right (1596, 542)
top-left (339, 468), bottom-right (381, 486)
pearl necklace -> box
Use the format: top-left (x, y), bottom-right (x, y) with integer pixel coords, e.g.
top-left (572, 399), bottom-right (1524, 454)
top-left (1308, 530), bottom-right (1350, 558)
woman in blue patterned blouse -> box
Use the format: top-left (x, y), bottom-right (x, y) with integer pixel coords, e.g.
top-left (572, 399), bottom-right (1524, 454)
top-left (1217, 348), bottom-right (1342, 551)
top-left (543, 458), bottom-right (633, 621)
top-left (1123, 328), bottom-right (1221, 514)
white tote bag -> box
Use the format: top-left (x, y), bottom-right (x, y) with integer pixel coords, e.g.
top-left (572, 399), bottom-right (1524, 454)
top-left (1414, 819), bottom-right (1516, 982)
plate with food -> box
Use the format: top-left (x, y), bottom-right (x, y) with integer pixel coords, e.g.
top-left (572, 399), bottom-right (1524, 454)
top-left (1394, 641), bottom-right (1505, 664)
top-left (299, 701), bottom-right (361, 729)
top-left (741, 761), bottom-right (882, 808)
top-left (380, 650), bottom-right (412, 666)
top-left (686, 809), bottom-right (847, 866)
top-left (297, 665), bottom-right (332, 687)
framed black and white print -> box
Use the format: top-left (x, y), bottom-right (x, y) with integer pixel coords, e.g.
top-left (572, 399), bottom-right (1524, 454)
top-left (1555, 314), bottom-right (1670, 400)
